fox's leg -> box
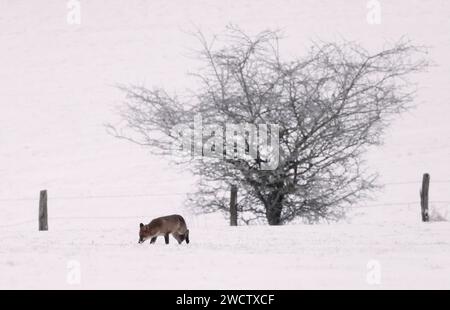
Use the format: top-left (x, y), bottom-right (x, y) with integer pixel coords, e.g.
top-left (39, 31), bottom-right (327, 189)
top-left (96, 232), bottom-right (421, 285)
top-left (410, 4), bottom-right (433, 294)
top-left (164, 233), bottom-right (170, 244)
top-left (150, 237), bottom-right (157, 244)
top-left (185, 230), bottom-right (190, 244)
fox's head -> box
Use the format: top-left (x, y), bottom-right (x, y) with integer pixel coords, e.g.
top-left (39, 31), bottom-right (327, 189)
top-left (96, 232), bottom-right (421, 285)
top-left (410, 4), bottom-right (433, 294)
top-left (138, 223), bottom-right (157, 244)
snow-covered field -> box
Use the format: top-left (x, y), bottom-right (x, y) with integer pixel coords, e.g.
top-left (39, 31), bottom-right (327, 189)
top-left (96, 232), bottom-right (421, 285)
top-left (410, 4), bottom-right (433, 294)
top-left (1, 206), bottom-right (449, 289)
top-left (1, 0), bottom-right (450, 289)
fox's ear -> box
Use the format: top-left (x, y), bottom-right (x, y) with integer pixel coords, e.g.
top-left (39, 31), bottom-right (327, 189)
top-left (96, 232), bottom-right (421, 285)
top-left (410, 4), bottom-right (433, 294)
top-left (140, 223), bottom-right (144, 228)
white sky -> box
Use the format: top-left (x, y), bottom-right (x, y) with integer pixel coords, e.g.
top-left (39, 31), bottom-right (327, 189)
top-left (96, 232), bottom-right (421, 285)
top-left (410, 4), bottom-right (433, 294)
top-left (1, 0), bottom-right (450, 221)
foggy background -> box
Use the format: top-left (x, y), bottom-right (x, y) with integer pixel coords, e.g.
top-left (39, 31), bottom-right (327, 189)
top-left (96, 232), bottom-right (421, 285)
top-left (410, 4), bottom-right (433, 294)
top-left (1, 0), bottom-right (450, 225)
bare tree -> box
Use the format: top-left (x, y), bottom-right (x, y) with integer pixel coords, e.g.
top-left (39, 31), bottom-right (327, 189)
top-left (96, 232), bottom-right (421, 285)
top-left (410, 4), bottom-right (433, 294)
top-left (109, 26), bottom-right (428, 225)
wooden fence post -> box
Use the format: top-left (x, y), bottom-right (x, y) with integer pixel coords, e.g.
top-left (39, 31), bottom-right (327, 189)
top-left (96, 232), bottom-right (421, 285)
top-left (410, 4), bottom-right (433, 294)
top-left (230, 185), bottom-right (238, 226)
top-left (39, 190), bottom-right (48, 231)
top-left (420, 173), bottom-right (430, 222)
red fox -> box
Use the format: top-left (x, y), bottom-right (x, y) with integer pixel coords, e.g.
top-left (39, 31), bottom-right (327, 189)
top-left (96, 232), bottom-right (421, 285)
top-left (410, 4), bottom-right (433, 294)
top-left (138, 214), bottom-right (190, 245)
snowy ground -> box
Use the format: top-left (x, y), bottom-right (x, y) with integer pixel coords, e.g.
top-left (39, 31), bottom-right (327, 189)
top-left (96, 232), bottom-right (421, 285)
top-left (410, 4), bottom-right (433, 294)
top-left (1, 0), bottom-right (450, 289)
top-left (0, 205), bottom-right (449, 289)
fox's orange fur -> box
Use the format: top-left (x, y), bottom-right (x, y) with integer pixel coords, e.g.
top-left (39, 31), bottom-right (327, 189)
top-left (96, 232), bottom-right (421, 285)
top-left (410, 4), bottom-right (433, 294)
top-left (138, 214), bottom-right (189, 245)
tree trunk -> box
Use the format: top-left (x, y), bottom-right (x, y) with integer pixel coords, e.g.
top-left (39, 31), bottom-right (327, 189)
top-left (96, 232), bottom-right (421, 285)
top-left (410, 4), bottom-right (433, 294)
top-left (265, 190), bottom-right (284, 225)
top-left (266, 203), bottom-right (283, 225)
